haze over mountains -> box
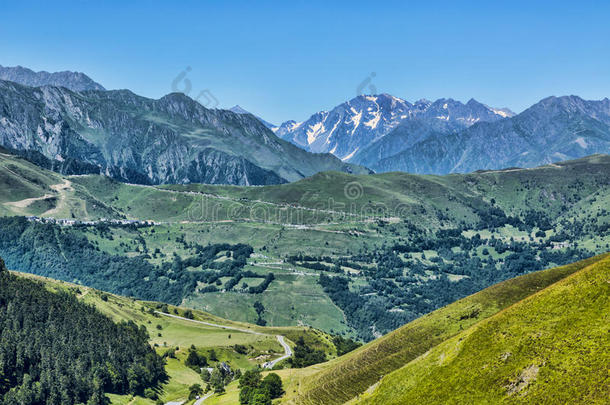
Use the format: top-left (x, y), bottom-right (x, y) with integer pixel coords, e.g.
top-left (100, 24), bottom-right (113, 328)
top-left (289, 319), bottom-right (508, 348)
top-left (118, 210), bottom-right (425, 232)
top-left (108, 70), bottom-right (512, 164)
top-left (366, 95), bottom-right (610, 174)
top-left (274, 93), bottom-right (610, 175)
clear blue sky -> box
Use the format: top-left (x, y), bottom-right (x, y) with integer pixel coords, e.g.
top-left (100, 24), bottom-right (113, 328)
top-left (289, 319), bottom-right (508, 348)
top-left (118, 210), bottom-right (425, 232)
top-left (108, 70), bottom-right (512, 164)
top-left (1, 0), bottom-right (609, 124)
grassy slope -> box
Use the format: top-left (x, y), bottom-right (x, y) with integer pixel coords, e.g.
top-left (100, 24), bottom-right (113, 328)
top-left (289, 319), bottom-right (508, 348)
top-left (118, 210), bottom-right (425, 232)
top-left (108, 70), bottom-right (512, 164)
top-left (2, 152), bottom-right (609, 226)
top-left (11, 271), bottom-right (335, 405)
top-left (281, 254), bottom-right (609, 404)
top-left (0, 152), bottom-right (121, 219)
top-left (3, 153), bottom-right (609, 403)
top-left (358, 254), bottom-right (610, 404)
top-left (2, 152), bottom-right (609, 339)
top-left (161, 154), bottom-right (610, 224)
top-left (434, 154), bottom-right (610, 220)
top-left (0, 150), bottom-right (60, 212)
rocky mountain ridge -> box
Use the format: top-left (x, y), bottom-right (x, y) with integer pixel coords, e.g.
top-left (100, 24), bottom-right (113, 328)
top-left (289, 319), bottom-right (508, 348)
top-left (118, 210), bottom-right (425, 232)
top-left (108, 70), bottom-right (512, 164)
top-left (0, 64), bottom-right (105, 91)
top-left (0, 80), bottom-right (367, 185)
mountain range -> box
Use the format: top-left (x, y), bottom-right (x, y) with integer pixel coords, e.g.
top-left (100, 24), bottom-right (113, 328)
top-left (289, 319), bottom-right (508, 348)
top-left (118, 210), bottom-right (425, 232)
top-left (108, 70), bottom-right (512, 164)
top-left (0, 64), bottom-right (105, 91)
top-left (0, 64), bottom-right (609, 184)
top-left (367, 95), bottom-right (610, 174)
top-left (273, 94), bottom-right (514, 160)
top-left (275, 94), bottom-right (610, 175)
top-left (0, 78), bottom-right (367, 185)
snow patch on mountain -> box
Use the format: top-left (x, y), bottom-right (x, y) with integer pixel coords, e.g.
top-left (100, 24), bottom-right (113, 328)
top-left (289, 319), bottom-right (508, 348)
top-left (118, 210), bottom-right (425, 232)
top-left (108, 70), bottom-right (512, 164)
top-left (487, 106), bottom-right (516, 118)
top-left (343, 147), bottom-right (359, 161)
top-left (275, 94), bottom-right (511, 161)
top-left (307, 122), bottom-right (326, 145)
top-left (574, 137), bottom-right (588, 148)
top-left (364, 111), bottom-right (381, 129)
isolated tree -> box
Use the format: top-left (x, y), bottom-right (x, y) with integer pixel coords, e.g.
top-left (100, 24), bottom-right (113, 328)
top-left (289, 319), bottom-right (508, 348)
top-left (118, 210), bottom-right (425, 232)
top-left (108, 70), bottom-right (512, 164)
top-left (261, 373), bottom-right (283, 398)
top-left (239, 369), bottom-right (262, 388)
top-left (188, 384), bottom-right (203, 400)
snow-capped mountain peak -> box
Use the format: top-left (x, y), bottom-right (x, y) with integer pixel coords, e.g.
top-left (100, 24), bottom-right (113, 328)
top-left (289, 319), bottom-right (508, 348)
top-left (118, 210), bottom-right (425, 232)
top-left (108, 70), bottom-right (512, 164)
top-left (489, 106), bottom-right (516, 118)
top-left (275, 94), bottom-right (509, 161)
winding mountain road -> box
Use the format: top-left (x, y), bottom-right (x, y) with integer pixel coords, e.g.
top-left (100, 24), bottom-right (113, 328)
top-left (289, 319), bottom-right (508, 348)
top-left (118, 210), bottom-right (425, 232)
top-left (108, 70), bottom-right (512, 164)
top-left (193, 392), bottom-right (213, 404)
top-left (262, 335), bottom-right (292, 369)
top-left (155, 310), bottom-right (266, 335)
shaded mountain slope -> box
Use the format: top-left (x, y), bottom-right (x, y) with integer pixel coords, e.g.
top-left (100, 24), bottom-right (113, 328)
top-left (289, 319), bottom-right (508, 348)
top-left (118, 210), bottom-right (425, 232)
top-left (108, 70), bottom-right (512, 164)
top-left (0, 80), bottom-right (368, 185)
top-left (372, 96), bottom-right (610, 174)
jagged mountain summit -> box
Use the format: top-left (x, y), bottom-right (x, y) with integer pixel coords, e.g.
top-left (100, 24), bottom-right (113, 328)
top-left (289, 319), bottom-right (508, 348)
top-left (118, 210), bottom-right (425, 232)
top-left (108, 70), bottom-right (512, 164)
top-left (371, 95), bottom-right (610, 174)
top-left (0, 80), bottom-right (368, 185)
top-left (229, 105), bottom-right (276, 128)
top-left (274, 93), bottom-right (514, 161)
top-left (0, 64), bottom-right (105, 91)
top-left (1, 64), bottom-right (606, 180)
top-left (275, 92), bottom-right (610, 175)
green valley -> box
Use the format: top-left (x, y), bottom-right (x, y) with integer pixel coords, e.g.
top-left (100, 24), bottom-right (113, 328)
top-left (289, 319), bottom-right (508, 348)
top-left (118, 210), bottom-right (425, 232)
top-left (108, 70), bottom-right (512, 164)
top-left (2, 7), bottom-right (609, 404)
top-left (6, 268), bottom-right (342, 405)
top-left (4, 253), bottom-right (608, 404)
top-left (0, 150), bottom-right (609, 341)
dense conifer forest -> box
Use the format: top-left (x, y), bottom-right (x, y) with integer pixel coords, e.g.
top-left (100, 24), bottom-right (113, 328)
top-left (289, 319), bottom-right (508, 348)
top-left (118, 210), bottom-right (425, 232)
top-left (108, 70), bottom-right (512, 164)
top-left (0, 260), bottom-right (167, 404)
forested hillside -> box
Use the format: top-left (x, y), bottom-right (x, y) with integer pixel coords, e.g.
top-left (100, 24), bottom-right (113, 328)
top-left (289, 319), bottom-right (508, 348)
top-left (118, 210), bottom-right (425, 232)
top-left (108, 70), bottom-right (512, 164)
top-left (0, 217), bottom-right (256, 305)
top-left (0, 152), bottom-right (608, 340)
top-left (0, 259), bottom-right (166, 404)
top-left (5, 267), bottom-right (346, 405)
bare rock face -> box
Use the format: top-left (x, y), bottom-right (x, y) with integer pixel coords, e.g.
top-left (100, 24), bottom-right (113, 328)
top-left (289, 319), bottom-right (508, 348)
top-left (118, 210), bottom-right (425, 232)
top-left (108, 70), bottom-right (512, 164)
top-left (275, 94), bottom-right (511, 162)
top-left (0, 65), bottom-right (105, 91)
top-left (0, 80), bottom-right (368, 185)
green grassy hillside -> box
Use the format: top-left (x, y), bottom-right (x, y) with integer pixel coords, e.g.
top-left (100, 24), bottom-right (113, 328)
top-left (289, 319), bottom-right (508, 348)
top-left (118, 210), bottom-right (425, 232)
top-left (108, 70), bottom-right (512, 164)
top-left (1, 151), bottom-right (609, 341)
top-left (0, 150), bottom-right (121, 219)
top-left (5, 150), bottom-right (609, 228)
top-left (281, 254), bottom-right (609, 404)
top-left (357, 253), bottom-right (610, 404)
top-left (12, 271), bottom-right (337, 405)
